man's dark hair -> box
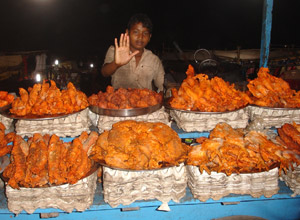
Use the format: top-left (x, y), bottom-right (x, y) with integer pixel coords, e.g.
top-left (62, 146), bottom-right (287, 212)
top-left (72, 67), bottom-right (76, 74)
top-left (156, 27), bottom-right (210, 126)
top-left (127, 13), bottom-right (153, 34)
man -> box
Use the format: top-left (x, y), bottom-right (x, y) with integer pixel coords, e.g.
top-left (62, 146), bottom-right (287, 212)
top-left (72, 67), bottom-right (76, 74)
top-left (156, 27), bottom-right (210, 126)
top-left (101, 13), bottom-right (165, 92)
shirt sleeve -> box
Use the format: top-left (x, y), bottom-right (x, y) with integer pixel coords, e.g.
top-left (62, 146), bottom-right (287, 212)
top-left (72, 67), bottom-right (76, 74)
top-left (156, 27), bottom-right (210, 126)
top-left (103, 46), bottom-right (115, 64)
top-left (153, 58), bottom-right (165, 92)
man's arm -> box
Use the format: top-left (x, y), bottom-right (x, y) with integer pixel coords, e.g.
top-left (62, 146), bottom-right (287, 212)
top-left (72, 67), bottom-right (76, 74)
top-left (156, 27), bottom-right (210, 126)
top-left (101, 61), bottom-right (121, 77)
top-left (154, 59), bottom-right (165, 92)
top-left (101, 33), bottom-right (138, 77)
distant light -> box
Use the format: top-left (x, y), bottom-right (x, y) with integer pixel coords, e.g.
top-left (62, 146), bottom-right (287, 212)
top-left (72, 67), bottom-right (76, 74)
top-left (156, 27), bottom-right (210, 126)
top-left (36, 73), bottom-right (41, 82)
top-left (90, 63), bottom-right (94, 68)
top-left (54, 59), bottom-right (59, 65)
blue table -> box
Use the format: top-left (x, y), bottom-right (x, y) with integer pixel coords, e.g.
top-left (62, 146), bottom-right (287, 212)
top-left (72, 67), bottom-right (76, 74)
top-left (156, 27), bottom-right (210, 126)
top-left (0, 123), bottom-right (299, 220)
top-left (0, 181), bottom-right (299, 220)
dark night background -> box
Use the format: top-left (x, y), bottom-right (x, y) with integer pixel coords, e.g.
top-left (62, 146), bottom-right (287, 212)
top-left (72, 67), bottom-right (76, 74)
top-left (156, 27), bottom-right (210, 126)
top-left (0, 0), bottom-right (299, 60)
top-left (0, 0), bottom-right (299, 94)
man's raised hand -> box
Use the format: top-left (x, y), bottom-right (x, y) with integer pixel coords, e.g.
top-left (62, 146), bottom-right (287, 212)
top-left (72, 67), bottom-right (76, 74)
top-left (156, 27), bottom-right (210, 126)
top-left (114, 33), bottom-right (139, 66)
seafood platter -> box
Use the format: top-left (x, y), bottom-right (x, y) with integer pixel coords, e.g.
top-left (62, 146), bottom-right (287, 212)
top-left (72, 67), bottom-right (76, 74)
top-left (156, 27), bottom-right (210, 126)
top-left (0, 80), bottom-right (90, 137)
top-left (88, 86), bottom-right (170, 132)
top-left (165, 65), bottom-right (300, 132)
top-left (164, 64), bottom-right (250, 132)
top-left (90, 120), bottom-right (188, 208)
top-left (0, 125), bottom-right (99, 214)
top-left (165, 97), bottom-right (249, 132)
top-left (246, 67), bottom-right (300, 128)
top-left (0, 66), bottom-right (299, 215)
top-left (185, 123), bottom-right (281, 201)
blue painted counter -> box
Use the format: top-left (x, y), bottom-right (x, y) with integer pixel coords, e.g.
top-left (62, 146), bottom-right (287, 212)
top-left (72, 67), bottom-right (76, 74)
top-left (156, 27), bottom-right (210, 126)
top-left (0, 123), bottom-right (299, 220)
top-left (0, 181), bottom-right (299, 220)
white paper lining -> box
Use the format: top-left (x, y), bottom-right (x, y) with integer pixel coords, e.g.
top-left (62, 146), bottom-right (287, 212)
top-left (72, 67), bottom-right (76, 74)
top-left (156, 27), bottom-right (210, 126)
top-left (15, 108), bottom-right (91, 137)
top-left (187, 165), bottom-right (279, 201)
top-left (97, 107), bottom-right (170, 133)
top-left (280, 164), bottom-right (300, 197)
top-left (5, 170), bottom-right (98, 215)
top-left (169, 107), bottom-right (249, 132)
top-left (248, 105), bottom-right (300, 128)
top-left (102, 163), bottom-right (187, 208)
top-left (0, 114), bottom-right (13, 132)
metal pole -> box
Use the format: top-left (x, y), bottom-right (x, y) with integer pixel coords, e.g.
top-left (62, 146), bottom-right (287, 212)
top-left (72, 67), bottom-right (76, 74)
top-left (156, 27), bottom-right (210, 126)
top-left (260, 0), bottom-right (273, 67)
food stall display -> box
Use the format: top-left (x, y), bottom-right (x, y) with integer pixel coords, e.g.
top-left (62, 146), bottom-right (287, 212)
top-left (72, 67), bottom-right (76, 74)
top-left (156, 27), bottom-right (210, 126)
top-left (0, 125), bottom-right (99, 214)
top-left (90, 120), bottom-right (189, 208)
top-left (9, 80), bottom-right (88, 116)
top-left (166, 65), bottom-right (250, 132)
top-left (188, 122), bottom-right (300, 175)
top-left (3, 131), bottom-right (98, 188)
top-left (169, 65), bottom-right (250, 112)
top-left (88, 85), bottom-right (162, 109)
top-left (90, 120), bottom-right (188, 170)
top-left (186, 122), bottom-right (300, 202)
top-left (247, 67), bottom-right (300, 128)
top-left (248, 67), bottom-right (300, 108)
top-left (88, 86), bottom-right (170, 132)
top-left (0, 66), bottom-right (299, 219)
top-left (2, 80), bottom-right (91, 137)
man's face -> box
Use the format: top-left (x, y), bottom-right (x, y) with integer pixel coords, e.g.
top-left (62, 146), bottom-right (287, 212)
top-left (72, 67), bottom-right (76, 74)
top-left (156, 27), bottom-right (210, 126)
top-left (127, 22), bottom-right (151, 52)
